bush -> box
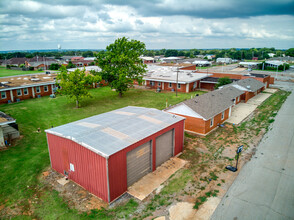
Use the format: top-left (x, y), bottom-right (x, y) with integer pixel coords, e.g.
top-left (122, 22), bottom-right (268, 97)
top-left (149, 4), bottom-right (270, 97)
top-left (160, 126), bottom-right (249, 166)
top-left (29, 67), bottom-right (34, 71)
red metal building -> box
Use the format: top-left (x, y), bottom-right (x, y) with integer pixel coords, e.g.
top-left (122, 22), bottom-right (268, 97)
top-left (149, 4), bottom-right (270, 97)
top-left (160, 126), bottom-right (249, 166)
top-left (46, 106), bottom-right (185, 203)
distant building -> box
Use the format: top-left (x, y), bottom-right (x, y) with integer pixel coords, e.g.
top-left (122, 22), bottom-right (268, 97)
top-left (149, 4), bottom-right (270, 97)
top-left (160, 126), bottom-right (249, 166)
top-left (0, 74), bottom-right (56, 104)
top-left (216, 58), bottom-right (232, 64)
top-left (268, 53), bottom-right (275, 58)
top-left (140, 56), bottom-right (155, 64)
top-left (192, 60), bottom-right (212, 66)
top-left (144, 65), bottom-right (211, 93)
top-left (265, 60), bottom-right (286, 68)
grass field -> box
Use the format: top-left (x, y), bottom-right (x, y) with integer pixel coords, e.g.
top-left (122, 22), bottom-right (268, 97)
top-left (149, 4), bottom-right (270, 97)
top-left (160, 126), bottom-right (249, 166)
top-left (0, 87), bottom-right (205, 219)
top-left (0, 66), bottom-right (44, 77)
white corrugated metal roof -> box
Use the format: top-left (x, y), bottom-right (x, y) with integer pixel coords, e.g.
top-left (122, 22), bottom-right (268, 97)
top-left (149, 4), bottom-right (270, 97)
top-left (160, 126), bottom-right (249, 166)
top-left (45, 106), bottom-right (185, 158)
top-left (144, 65), bottom-right (212, 84)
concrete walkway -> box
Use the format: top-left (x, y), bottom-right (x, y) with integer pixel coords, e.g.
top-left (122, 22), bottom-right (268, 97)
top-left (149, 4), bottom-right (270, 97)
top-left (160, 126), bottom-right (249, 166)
top-left (128, 157), bottom-right (186, 201)
top-left (226, 91), bottom-right (274, 124)
top-left (211, 90), bottom-right (294, 219)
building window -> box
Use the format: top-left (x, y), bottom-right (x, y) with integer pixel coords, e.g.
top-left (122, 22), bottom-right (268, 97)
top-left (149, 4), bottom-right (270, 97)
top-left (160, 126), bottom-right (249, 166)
top-left (150, 81), bottom-right (155, 86)
top-left (177, 84), bottom-right (181, 89)
top-left (36, 86), bottom-right (41, 93)
top-left (210, 117), bottom-right (214, 127)
top-left (158, 82), bottom-right (161, 86)
top-left (23, 88), bottom-right (28, 95)
top-left (221, 111), bottom-right (225, 120)
top-left (193, 82), bottom-right (197, 89)
top-left (169, 83), bottom-right (172, 88)
top-left (17, 89), bottom-right (22, 96)
top-left (1, 91), bottom-right (6, 99)
top-left (44, 85), bottom-right (48, 92)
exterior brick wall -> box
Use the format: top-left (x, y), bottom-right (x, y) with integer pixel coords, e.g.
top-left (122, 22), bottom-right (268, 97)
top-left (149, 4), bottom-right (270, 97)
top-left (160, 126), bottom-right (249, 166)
top-left (199, 82), bottom-right (215, 91)
top-left (0, 84), bottom-right (54, 104)
top-left (170, 108), bottom-right (230, 135)
top-left (146, 80), bottom-right (201, 93)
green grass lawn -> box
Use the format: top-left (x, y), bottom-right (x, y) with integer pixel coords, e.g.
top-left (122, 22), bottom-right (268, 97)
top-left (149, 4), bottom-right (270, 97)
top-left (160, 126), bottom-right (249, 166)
top-left (0, 66), bottom-right (44, 77)
top-left (0, 87), bottom-right (205, 219)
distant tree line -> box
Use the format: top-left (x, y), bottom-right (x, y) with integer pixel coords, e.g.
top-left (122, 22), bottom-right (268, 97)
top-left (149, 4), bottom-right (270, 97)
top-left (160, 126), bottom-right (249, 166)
top-left (0, 50), bottom-right (98, 60)
top-left (143, 48), bottom-right (294, 60)
top-left (1, 48), bottom-right (293, 60)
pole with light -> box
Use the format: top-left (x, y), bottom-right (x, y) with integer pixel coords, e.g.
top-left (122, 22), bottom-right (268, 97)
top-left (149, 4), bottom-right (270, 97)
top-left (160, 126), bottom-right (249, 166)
top-left (226, 145), bottom-right (243, 172)
top-left (176, 66), bottom-right (179, 97)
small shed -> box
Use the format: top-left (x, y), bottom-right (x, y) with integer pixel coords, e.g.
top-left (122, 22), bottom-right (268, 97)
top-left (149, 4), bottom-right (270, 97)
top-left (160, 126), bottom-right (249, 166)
top-left (45, 106), bottom-right (185, 203)
top-left (0, 112), bottom-right (20, 147)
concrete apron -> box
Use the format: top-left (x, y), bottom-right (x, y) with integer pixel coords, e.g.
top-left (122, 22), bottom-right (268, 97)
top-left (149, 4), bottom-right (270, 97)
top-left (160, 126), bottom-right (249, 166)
top-left (226, 92), bottom-right (273, 125)
top-left (127, 157), bottom-right (187, 201)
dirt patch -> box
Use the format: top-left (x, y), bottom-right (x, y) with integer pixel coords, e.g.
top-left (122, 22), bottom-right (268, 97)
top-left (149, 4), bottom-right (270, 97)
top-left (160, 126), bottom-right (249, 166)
top-left (40, 168), bottom-right (107, 213)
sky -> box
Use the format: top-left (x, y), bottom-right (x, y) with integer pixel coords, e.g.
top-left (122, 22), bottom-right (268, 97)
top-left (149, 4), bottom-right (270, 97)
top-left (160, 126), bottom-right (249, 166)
top-left (0, 0), bottom-right (294, 51)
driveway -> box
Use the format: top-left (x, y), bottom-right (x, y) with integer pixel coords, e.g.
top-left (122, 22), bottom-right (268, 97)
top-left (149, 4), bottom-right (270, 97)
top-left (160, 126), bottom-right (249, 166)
top-left (211, 87), bottom-right (294, 219)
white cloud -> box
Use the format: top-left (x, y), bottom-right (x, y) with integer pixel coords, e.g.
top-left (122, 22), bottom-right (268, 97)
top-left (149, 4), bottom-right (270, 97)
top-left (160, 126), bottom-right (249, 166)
top-left (0, 0), bottom-right (293, 50)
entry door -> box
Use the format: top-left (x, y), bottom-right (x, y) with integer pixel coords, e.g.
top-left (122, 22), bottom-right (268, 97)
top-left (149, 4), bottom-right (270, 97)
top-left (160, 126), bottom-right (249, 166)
top-left (127, 141), bottom-right (152, 187)
top-left (156, 129), bottom-right (174, 168)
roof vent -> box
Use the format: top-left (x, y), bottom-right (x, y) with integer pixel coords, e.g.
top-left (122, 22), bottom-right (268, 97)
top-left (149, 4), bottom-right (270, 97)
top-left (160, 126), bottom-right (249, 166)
top-left (247, 85), bottom-right (251, 89)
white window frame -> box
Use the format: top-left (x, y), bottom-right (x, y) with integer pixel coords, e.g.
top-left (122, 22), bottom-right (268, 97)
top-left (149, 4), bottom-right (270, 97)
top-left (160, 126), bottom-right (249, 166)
top-left (44, 85), bottom-right (48, 92)
top-left (169, 82), bottom-right (172, 88)
top-left (1, 91), bottom-right (6, 99)
top-left (210, 117), bottom-right (214, 127)
top-left (17, 89), bottom-right (22, 96)
top-left (36, 86), bottom-right (41, 93)
top-left (177, 84), bottom-right (181, 89)
top-left (23, 88), bottom-right (28, 95)
top-left (221, 111), bottom-right (225, 120)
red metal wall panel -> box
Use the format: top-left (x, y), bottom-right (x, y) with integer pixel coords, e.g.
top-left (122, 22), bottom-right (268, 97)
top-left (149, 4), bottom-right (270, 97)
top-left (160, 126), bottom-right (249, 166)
top-left (46, 133), bottom-right (109, 202)
top-left (107, 119), bottom-right (185, 202)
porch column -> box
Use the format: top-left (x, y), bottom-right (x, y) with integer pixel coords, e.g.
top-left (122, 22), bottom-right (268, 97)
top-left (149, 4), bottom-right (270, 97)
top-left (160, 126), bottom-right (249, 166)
top-left (186, 83), bottom-right (189, 93)
top-left (10, 90), bottom-right (14, 102)
top-left (0, 127), bottom-right (5, 146)
top-left (32, 87), bottom-right (35, 98)
top-left (51, 85), bottom-right (54, 94)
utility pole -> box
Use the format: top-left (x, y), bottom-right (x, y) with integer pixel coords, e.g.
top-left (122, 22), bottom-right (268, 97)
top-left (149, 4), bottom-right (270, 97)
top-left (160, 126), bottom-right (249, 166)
top-left (176, 67), bottom-right (179, 97)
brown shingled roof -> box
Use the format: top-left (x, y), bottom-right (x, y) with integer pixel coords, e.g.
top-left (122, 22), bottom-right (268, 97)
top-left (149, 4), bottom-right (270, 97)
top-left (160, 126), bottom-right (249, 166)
top-left (167, 86), bottom-right (244, 120)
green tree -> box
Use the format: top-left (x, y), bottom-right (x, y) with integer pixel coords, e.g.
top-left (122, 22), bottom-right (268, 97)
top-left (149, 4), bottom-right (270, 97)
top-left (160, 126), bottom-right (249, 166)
top-left (285, 48), bottom-right (294, 57)
top-left (165, 49), bottom-right (178, 57)
top-left (215, 77), bottom-right (232, 89)
top-left (95, 37), bottom-right (147, 97)
top-left (66, 61), bottom-right (76, 69)
top-left (56, 66), bottom-right (101, 108)
top-left (49, 63), bottom-right (61, 70)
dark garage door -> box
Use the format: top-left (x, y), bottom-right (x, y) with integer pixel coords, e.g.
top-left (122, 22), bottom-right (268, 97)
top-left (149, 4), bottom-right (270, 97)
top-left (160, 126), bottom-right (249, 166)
top-left (156, 129), bottom-right (174, 168)
top-left (127, 141), bottom-right (152, 187)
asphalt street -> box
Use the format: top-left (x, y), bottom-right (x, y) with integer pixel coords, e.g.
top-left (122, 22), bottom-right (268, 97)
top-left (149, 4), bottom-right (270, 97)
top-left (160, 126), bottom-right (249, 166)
top-left (211, 82), bottom-right (294, 220)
